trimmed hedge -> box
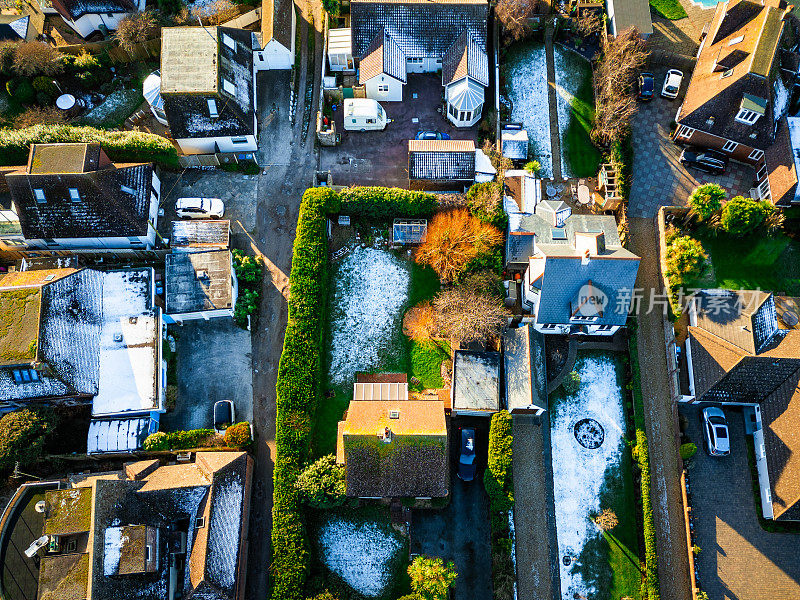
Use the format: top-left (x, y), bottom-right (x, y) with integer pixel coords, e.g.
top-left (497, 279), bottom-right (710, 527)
top-left (143, 428), bottom-right (215, 451)
top-left (628, 327), bottom-right (661, 600)
top-left (611, 130), bottom-right (633, 203)
top-left (338, 186), bottom-right (436, 219)
top-left (484, 410), bottom-right (515, 600)
top-left (272, 187), bottom-right (339, 600)
top-left (0, 124), bottom-right (179, 168)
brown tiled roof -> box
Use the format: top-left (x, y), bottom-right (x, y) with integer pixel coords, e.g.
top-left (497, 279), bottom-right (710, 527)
top-left (442, 29), bottom-right (489, 87)
top-left (688, 327), bottom-right (746, 397)
top-left (678, 0), bottom-right (790, 148)
top-left (358, 29), bottom-right (407, 84)
top-left (261, 0), bottom-right (293, 49)
top-left (766, 116), bottom-right (798, 206)
top-left (408, 139), bottom-right (475, 152)
top-left (691, 289), bottom-right (772, 354)
top-left (761, 370), bottom-right (800, 520)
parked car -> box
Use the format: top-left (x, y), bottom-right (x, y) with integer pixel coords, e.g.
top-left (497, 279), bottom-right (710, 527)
top-left (213, 400), bottom-right (235, 434)
top-left (176, 197), bottom-right (225, 219)
top-left (415, 131), bottom-right (451, 140)
top-left (661, 69), bottom-right (684, 99)
top-left (679, 148), bottom-right (729, 175)
top-left (702, 407), bottom-right (730, 457)
top-left (637, 72), bottom-right (655, 101)
top-left (457, 427), bottom-right (477, 482)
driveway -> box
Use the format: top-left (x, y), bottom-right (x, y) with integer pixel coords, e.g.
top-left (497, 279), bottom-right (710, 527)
top-left (161, 319), bottom-right (254, 432)
top-left (629, 67), bottom-right (754, 218)
top-left (257, 70), bottom-right (293, 167)
top-left (318, 73), bottom-right (478, 187)
top-left (410, 416), bottom-right (492, 600)
top-left (680, 404), bottom-right (800, 600)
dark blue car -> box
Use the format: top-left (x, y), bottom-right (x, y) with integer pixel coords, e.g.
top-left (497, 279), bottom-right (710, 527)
top-left (458, 428), bottom-right (476, 482)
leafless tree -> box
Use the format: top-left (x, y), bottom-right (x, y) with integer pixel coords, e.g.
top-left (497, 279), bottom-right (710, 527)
top-left (12, 42), bottom-right (63, 77)
top-left (13, 106), bottom-right (65, 129)
top-left (592, 27), bottom-right (647, 145)
top-left (115, 11), bottom-right (160, 53)
top-left (432, 273), bottom-right (509, 344)
top-left (575, 9), bottom-right (604, 37)
top-left (495, 0), bottom-right (537, 42)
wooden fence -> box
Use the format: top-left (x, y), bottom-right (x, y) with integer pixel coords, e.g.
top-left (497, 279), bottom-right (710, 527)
top-left (58, 37), bottom-right (161, 63)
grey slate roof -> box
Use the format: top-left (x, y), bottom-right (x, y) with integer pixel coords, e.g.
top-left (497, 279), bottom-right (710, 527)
top-left (52, 0), bottom-right (134, 21)
top-left (351, 0), bottom-right (488, 59)
top-left (165, 250), bottom-right (234, 315)
top-left (452, 350), bottom-right (500, 412)
top-left (359, 30), bottom-right (407, 84)
top-left (171, 220), bottom-right (230, 250)
top-left (408, 139), bottom-right (476, 181)
top-left (442, 30), bottom-right (489, 87)
top-left (503, 325), bottom-right (547, 413)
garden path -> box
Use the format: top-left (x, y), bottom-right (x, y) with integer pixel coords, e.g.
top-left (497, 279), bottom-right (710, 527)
top-left (544, 20), bottom-right (563, 180)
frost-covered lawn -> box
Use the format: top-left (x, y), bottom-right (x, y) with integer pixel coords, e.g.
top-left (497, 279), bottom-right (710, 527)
top-left (79, 88), bottom-right (143, 128)
top-left (311, 510), bottom-right (408, 599)
top-left (504, 40), bottom-right (553, 177)
top-left (554, 47), bottom-right (601, 178)
top-left (549, 352), bottom-right (641, 600)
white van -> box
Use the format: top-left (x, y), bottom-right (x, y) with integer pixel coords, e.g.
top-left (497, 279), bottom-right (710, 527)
top-left (343, 98), bottom-right (388, 131)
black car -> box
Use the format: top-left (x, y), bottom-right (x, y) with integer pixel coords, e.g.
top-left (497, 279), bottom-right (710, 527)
top-left (415, 130), bottom-right (451, 140)
top-left (457, 428), bottom-right (477, 482)
top-left (637, 73), bottom-right (655, 101)
top-left (679, 147), bottom-right (729, 175)
top-left (213, 400), bottom-right (235, 434)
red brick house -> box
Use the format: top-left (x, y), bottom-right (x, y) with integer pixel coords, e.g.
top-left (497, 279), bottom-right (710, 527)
top-left (674, 0), bottom-right (800, 205)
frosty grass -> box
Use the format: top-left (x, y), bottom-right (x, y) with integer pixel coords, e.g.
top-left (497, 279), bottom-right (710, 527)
top-left (550, 354), bottom-right (625, 600)
top-left (328, 245), bottom-right (410, 387)
top-left (553, 46), bottom-right (589, 179)
top-left (505, 41), bottom-right (553, 178)
top-left (318, 518), bottom-right (403, 598)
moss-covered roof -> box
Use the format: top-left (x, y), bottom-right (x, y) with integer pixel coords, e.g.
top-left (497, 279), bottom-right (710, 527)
top-left (117, 525), bottom-right (148, 575)
top-left (44, 488), bottom-right (93, 536)
top-left (0, 287), bottom-right (41, 366)
top-left (37, 552), bottom-right (89, 600)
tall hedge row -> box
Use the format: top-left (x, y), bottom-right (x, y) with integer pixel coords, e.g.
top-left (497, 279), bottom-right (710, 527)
top-left (0, 124), bottom-right (179, 167)
top-left (629, 328), bottom-right (661, 600)
top-left (338, 186), bottom-right (436, 218)
top-left (271, 187), bottom-right (339, 600)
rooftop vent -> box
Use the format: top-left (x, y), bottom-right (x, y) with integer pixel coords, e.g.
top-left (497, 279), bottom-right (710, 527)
top-left (114, 333), bottom-right (123, 343)
top-left (389, 410), bottom-right (400, 419)
top-left (705, 116), bottom-right (716, 126)
top-left (196, 270), bottom-right (208, 280)
top-left (129, 316), bottom-right (138, 324)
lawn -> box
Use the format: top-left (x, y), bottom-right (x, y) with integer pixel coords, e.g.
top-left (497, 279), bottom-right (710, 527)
top-left (549, 352), bottom-right (642, 600)
top-left (688, 231), bottom-right (800, 294)
top-left (554, 46), bottom-right (601, 178)
top-left (650, 0), bottom-right (688, 19)
top-left (313, 242), bottom-right (445, 456)
top-left (78, 88), bottom-right (143, 128)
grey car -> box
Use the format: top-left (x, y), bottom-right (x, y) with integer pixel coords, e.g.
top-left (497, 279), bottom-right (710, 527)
top-left (702, 406), bottom-right (730, 456)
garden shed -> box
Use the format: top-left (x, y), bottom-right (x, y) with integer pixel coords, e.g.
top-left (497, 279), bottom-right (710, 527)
top-left (451, 350), bottom-right (501, 416)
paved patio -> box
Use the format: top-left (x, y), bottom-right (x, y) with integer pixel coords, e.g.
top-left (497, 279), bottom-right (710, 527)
top-left (629, 67), bottom-right (754, 218)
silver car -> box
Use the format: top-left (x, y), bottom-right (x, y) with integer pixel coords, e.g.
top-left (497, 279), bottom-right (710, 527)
top-left (175, 197), bottom-right (224, 219)
top-left (702, 407), bottom-right (730, 456)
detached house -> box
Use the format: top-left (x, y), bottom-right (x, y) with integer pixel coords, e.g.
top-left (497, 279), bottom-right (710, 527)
top-left (50, 0), bottom-right (145, 38)
top-left (675, 0), bottom-right (800, 205)
top-left (349, 0), bottom-right (489, 126)
top-left (160, 27), bottom-right (257, 156)
top-left (4, 143), bottom-right (160, 250)
top-left (253, 0), bottom-right (296, 70)
top-left (682, 290), bottom-right (800, 521)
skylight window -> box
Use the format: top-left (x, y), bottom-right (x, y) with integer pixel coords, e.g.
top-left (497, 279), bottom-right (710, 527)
top-left (728, 35), bottom-right (744, 45)
top-left (68, 188), bottom-right (80, 202)
top-left (120, 185), bottom-right (136, 195)
top-left (34, 189), bottom-right (45, 203)
top-left (207, 98), bottom-right (219, 118)
top-left (222, 33), bottom-right (235, 50)
top-left (721, 68), bottom-right (734, 79)
top-left (223, 79), bottom-right (235, 95)
top-left (551, 228), bottom-right (567, 240)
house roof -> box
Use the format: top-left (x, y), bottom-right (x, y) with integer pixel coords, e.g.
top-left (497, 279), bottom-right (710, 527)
top-left (165, 250), bottom-right (234, 315)
top-left (607, 0), bottom-right (652, 35)
top-left (691, 289), bottom-right (777, 354)
top-left (501, 127), bottom-right (529, 160)
top-left (261, 0), bottom-right (293, 49)
top-left (6, 145), bottom-right (153, 241)
top-left (37, 552), bottom-right (89, 600)
top-left (772, 115), bottom-right (800, 206)
top-left (0, 15), bottom-right (29, 41)
top-left (359, 29), bottom-right (407, 84)
top-left (171, 220), bottom-right (231, 250)
top-left (408, 139), bottom-right (476, 181)
top-left (678, 0), bottom-right (791, 148)
top-left (160, 27), bottom-right (220, 95)
top-left (503, 324), bottom-right (547, 412)
top-left (0, 286), bottom-right (42, 367)
top-left (452, 350), bottom-right (500, 412)
top-left (51, 0), bottom-right (134, 21)
top-left (351, 0), bottom-right (488, 60)
top-left (442, 30), bottom-right (488, 87)
top-left (44, 488), bottom-right (93, 536)
top-left (339, 398), bottom-right (448, 498)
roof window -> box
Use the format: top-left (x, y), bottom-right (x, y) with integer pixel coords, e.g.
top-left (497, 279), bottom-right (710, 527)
top-left (207, 98), bottom-right (219, 118)
top-left (120, 185), bottom-right (136, 195)
top-left (34, 189), bottom-right (45, 203)
top-left (11, 369), bottom-right (39, 384)
top-left (721, 68), bottom-right (734, 79)
top-left (68, 188), bottom-right (80, 202)
top-left (551, 228), bottom-right (567, 240)
top-left (222, 79), bottom-right (235, 95)
top-left (222, 33), bottom-right (235, 50)
top-left (728, 35), bottom-right (744, 45)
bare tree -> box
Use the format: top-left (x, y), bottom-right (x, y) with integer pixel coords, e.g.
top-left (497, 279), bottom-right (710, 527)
top-left (495, 0), bottom-right (537, 42)
top-left (432, 273), bottom-right (508, 344)
top-left (12, 42), bottom-right (63, 77)
top-left (115, 11), bottom-right (160, 53)
top-left (403, 301), bottom-right (437, 343)
top-left (592, 27), bottom-right (647, 145)
top-left (13, 106), bottom-right (65, 129)
top-left (575, 9), bottom-right (604, 37)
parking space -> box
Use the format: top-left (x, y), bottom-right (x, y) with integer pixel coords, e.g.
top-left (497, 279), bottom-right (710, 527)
top-left (679, 404), bottom-right (800, 600)
top-left (318, 74), bottom-right (479, 187)
top-left (629, 66), bottom-right (754, 218)
top-left (409, 415), bottom-right (492, 600)
top-left (160, 319), bottom-right (254, 432)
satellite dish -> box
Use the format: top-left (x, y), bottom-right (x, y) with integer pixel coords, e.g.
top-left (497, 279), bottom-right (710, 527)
top-left (34, 501), bottom-right (46, 514)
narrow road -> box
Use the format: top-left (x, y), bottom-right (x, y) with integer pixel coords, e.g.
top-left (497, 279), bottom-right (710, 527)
top-left (627, 217), bottom-right (691, 600)
top-left (544, 20), bottom-right (562, 181)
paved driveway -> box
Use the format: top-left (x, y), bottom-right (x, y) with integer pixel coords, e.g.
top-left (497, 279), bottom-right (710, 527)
top-left (629, 68), bottom-right (754, 218)
top-left (680, 404), bottom-right (800, 600)
top-left (161, 319), bottom-right (254, 432)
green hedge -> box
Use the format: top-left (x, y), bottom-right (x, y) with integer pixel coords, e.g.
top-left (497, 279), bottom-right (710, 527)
top-left (143, 429), bottom-right (215, 451)
top-left (338, 186), bottom-right (436, 219)
top-left (272, 187), bottom-right (338, 600)
top-left (628, 326), bottom-right (660, 600)
top-left (0, 125), bottom-right (179, 168)
top-left (484, 411), bottom-right (515, 600)
top-left (611, 130), bottom-right (633, 203)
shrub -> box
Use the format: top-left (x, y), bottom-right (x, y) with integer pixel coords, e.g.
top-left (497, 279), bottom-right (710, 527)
top-left (0, 125), bottom-right (179, 167)
top-left (76, 71), bottom-right (98, 89)
top-left (143, 431), bottom-right (169, 451)
top-left (32, 76), bottom-right (60, 97)
top-left (484, 410), bottom-right (514, 512)
top-left (338, 186), bottom-right (435, 219)
top-left (688, 184), bottom-right (725, 221)
top-left (234, 288), bottom-right (260, 328)
top-left (295, 454), bottom-right (346, 509)
top-left (593, 508), bottom-right (619, 531)
top-left (466, 181), bottom-right (508, 229)
top-left (432, 273), bottom-right (508, 343)
top-left (73, 50), bottom-right (100, 71)
top-left (115, 11), bottom-right (160, 53)
top-left (680, 442), bottom-right (697, 461)
top-left (408, 556), bottom-right (457, 600)
top-left (224, 422), bottom-right (252, 448)
top-left (12, 80), bottom-right (34, 104)
top-left (12, 42), bottom-right (63, 77)
top-left (5, 78), bottom-right (17, 97)
top-left (232, 249), bottom-right (264, 285)
top-left (524, 160), bottom-right (541, 174)
top-left (0, 409), bottom-right (55, 471)
top-left (610, 130), bottom-right (633, 202)
top-left (414, 208), bottom-right (503, 282)
top-left (721, 196), bottom-right (772, 236)
top-left (157, 0), bottom-right (183, 14)
top-left (562, 370), bottom-right (581, 395)
top-left (143, 428), bottom-right (215, 450)
top-left (13, 106), bottom-right (65, 129)
top-left (665, 234), bottom-right (708, 288)
top-left (321, 0), bottom-right (340, 15)
top-left (0, 41), bottom-right (16, 75)
top-left (35, 91), bottom-right (51, 107)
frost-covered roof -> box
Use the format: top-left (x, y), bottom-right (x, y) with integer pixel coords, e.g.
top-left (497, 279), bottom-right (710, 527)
top-left (359, 30), bottom-right (407, 84)
top-left (52, 0), bottom-right (134, 21)
top-left (0, 15), bottom-right (29, 41)
top-left (452, 350), bottom-right (500, 412)
top-left (171, 219), bottom-right (230, 250)
top-left (408, 139), bottom-right (476, 181)
top-left (351, 0), bottom-right (488, 60)
top-left (165, 250), bottom-right (233, 315)
top-left (87, 416), bottom-right (156, 453)
top-left (501, 127), bottom-right (529, 160)
top-left (503, 324), bottom-right (547, 413)
top-left (442, 30), bottom-right (488, 87)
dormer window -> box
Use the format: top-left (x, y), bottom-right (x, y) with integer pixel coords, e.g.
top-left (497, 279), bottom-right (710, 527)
top-left (736, 108), bottom-right (761, 124)
top-left (34, 189), bottom-right (45, 203)
top-left (728, 35), bottom-right (744, 45)
top-left (207, 98), bottom-right (219, 118)
top-left (223, 79), bottom-right (235, 95)
top-left (68, 188), bottom-right (80, 202)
